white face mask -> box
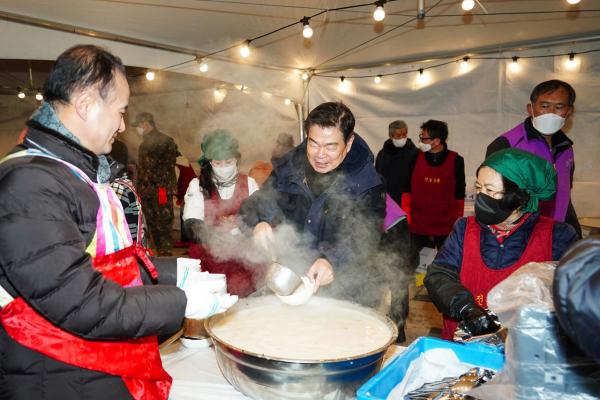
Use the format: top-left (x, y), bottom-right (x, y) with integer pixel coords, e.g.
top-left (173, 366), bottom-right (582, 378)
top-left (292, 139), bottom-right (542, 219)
top-left (392, 138), bottom-right (407, 148)
top-left (212, 164), bottom-right (237, 181)
top-left (135, 126), bottom-right (144, 136)
top-left (417, 142), bottom-right (432, 152)
top-left (530, 105), bottom-right (566, 135)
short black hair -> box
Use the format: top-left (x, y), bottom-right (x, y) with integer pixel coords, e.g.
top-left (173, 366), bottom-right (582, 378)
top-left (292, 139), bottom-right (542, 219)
top-left (530, 79), bottom-right (576, 106)
top-left (420, 119), bottom-right (448, 143)
top-left (43, 44), bottom-right (126, 104)
top-left (303, 102), bottom-right (355, 142)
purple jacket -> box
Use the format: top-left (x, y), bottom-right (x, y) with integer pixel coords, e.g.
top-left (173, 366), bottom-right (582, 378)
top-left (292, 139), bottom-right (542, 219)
top-left (502, 122), bottom-right (574, 222)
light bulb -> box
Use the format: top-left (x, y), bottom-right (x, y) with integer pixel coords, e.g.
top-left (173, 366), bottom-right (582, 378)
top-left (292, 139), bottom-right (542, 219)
top-left (213, 88), bottom-right (227, 103)
top-left (567, 0), bottom-right (581, 4)
top-left (416, 69), bottom-right (426, 85)
top-left (35, 92), bottom-right (43, 101)
top-left (339, 76), bottom-right (349, 90)
top-left (565, 53), bottom-right (580, 71)
top-left (462, 0), bottom-right (475, 11)
top-left (302, 23), bottom-right (313, 39)
top-left (199, 60), bottom-right (208, 72)
top-left (302, 72), bottom-right (309, 80)
top-left (17, 91), bottom-right (25, 99)
top-left (459, 56), bottom-right (470, 73)
top-left (373, 5), bottom-right (385, 22)
top-left (374, 75), bottom-right (382, 84)
top-left (509, 57), bottom-right (521, 73)
top-left (240, 41), bottom-right (251, 58)
top-left (145, 71), bottom-right (155, 81)
top-left (284, 98), bottom-right (292, 105)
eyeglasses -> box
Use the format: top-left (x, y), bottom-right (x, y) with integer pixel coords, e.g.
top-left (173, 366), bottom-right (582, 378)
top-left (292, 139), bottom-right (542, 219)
top-left (419, 135), bottom-right (435, 142)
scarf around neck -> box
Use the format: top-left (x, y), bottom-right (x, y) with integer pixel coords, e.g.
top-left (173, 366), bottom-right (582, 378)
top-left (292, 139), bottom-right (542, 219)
top-left (29, 102), bottom-right (111, 184)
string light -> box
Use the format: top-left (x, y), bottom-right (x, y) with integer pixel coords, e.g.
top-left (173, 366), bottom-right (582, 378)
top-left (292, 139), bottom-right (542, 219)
top-left (213, 88), bottom-right (227, 103)
top-left (301, 17), bottom-right (313, 39)
top-left (198, 59), bottom-right (208, 72)
top-left (565, 52), bottom-right (581, 71)
top-left (509, 56), bottom-right (521, 73)
top-left (374, 74), bottom-right (382, 84)
top-left (284, 98), bottom-right (292, 105)
top-left (373, 1), bottom-right (386, 22)
top-left (240, 40), bottom-right (251, 58)
top-left (459, 56), bottom-right (470, 72)
top-left (302, 71), bottom-right (310, 80)
top-left (462, 0), bottom-right (475, 11)
top-left (145, 71), bottom-right (155, 81)
top-left (35, 92), bottom-right (43, 101)
top-left (567, 0), bottom-right (581, 4)
top-left (415, 68), bottom-right (427, 85)
top-left (17, 88), bottom-right (25, 99)
top-left (339, 76), bottom-right (350, 90)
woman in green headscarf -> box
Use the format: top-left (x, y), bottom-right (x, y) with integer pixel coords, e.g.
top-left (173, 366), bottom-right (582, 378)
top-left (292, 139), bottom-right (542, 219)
top-left (181, 130), bottom-right (260, 297)
top-left (424, 148), bottom-right (578, 340)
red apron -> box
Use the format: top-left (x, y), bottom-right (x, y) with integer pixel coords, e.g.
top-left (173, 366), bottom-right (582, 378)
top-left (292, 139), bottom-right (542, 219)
top-left (0, 150), bottom-right (172, 400)
top-left (441, 216), bottom-right (553, 340)
top-left (189, 175), bottom-right (257, 297)
top-left (409, 151), bottom-right (458, 236)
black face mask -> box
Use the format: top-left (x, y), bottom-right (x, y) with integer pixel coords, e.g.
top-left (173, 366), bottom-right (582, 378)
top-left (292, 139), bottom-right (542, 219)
top-left (474, 193), bottom-right (514, 226)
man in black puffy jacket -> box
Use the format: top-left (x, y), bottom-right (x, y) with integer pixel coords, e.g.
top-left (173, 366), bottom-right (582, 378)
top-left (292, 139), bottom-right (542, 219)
top-left (0, 45), bottom-right (236, 400)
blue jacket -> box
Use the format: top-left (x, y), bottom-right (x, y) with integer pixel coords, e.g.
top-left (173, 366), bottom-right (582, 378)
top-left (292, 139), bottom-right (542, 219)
top-left (424, 213), bottom-right (578, 318)
top-left (240, 133), bottom-right (385, 271)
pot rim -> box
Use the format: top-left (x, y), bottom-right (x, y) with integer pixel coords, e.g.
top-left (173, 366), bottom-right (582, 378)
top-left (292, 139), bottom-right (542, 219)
top-left (205, 295), bottom-right (398, 363)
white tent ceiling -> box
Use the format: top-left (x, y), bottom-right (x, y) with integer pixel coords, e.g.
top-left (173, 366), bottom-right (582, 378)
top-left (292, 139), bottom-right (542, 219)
top-left (1, 1), bottom-right (599, 89)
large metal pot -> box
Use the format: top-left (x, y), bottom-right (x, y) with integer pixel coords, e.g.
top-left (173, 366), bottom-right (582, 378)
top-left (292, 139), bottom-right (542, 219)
top-left (206, 296), bottom-right (397, 400)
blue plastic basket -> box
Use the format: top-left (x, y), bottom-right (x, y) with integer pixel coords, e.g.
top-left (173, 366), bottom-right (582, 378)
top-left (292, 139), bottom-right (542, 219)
top-left (356, 337), bottom-right (505, 400)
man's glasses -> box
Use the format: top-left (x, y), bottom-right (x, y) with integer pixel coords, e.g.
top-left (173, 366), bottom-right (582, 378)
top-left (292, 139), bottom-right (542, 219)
top-left (419, 135), bottom-right (435, 142)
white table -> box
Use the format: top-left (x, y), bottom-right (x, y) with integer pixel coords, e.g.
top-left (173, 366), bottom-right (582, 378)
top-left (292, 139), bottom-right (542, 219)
top-left (161, 341), bottom-right (405, 400)
top-left (161, 341), bottom-right (250, 400)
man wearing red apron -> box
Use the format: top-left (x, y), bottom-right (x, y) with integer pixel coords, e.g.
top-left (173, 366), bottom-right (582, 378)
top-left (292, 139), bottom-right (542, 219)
top-left (0, 45), bottom-right (190, 400)
top-left (404, 120), bottom-right (465, 261)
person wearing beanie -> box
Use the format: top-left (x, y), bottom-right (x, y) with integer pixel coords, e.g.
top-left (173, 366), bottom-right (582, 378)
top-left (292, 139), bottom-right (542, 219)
top-left (424, 148), bottom-right (578, 340)
top-left (182, 129), bottom-right (259, 296)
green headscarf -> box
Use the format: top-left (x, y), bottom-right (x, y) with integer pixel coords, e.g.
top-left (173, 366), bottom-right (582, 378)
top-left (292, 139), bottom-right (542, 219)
top-left (199, 129), bottom-right (240, 162)
top-left (482, 148), bottom-right (556, 213)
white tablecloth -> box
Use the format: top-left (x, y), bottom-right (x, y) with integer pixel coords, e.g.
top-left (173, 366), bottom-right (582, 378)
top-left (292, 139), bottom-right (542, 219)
top-left (161, 342), bottom-right (405, 400)
top-left (161, 342), bottom-right (250, 400)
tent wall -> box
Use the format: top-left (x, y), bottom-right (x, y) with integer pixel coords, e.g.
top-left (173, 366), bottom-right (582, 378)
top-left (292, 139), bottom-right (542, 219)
top-left (307, 42), bottom-right (600, 218)
top-left (0, 78), bottom-right (299, 174)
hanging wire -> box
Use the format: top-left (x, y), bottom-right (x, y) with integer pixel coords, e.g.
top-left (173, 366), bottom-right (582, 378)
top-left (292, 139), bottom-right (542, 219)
top-left (314, 48), bottom-right (600, 80)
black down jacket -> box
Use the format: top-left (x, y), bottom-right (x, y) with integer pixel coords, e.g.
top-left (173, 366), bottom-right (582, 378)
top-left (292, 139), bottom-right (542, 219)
top-left (0, 121), bottom-right (186, 400)
top-left (553, 236), bottom-right (600, 365)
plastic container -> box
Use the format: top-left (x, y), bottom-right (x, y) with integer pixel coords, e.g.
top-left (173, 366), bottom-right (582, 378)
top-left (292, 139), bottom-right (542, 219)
top-left (356, 336), bottom-right (505, 400)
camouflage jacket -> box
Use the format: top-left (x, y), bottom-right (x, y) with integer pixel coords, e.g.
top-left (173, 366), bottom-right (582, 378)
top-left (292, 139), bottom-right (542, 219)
top-left (136, 129), bottom-right (178, 198)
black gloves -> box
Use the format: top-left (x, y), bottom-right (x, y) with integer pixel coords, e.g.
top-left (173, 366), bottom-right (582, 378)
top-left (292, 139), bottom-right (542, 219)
top-left (459, 303), bottom-right (501, 336)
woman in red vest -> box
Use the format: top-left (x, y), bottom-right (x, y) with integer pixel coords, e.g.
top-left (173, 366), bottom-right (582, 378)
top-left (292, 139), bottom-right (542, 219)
top-left (424, 148), bottom-right (578, 340)
top-left (182, 130), bottom-right (260, 297)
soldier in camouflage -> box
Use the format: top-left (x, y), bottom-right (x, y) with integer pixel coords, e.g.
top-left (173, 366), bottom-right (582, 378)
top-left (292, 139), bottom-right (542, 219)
top-left (133, 112), bottom-right (178, 256)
